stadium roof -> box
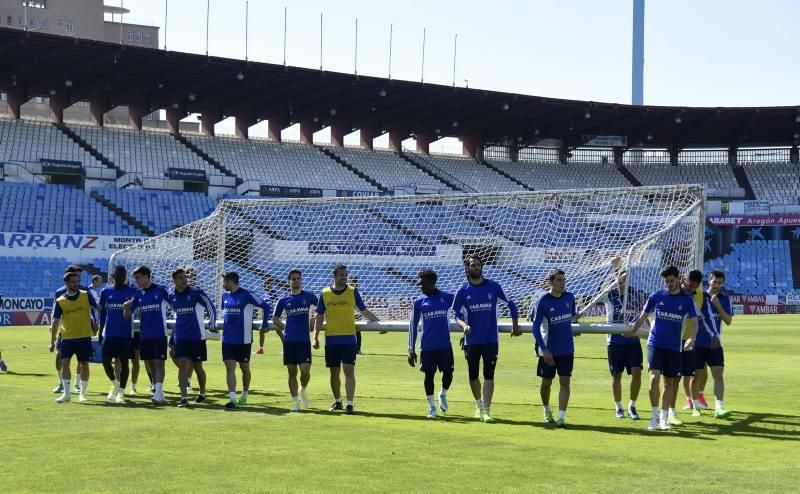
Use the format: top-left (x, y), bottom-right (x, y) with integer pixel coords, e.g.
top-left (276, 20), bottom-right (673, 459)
top-left (1, 27), bottom-right (798, 149)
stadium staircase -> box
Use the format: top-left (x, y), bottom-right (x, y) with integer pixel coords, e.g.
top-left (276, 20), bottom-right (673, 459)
top-left (319, 148), bottom-right (389, 194)
top-left (361, 206), bottom-right (434, 245)
top-left (396, 153), bottom-right (463, 192)
top-left (89, 190), bottom-right (157, 237)
top-left (380, 267), bottom-right (420, 288)
top-left (616, 164), bottom-right (642, 187)
top-left (730, 165), bottom-right (757, 200)
top-left (479, 159), bottom-right (533, 191)
top-left (55, 123), bottom-right (124, 177)
top-left (791, 241), bottom-right (800, 289)
top-left (172, 133), bottom-right (242, 184)
top-left (80, 260), bottom-right (108, 279)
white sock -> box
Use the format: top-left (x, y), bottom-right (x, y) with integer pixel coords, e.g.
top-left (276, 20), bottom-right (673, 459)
top-left (651, 406), bottom-right (659, 417)
top-left (439, 388), bottom-right (447, 396)
top-left (715, 399), bottom-right (724, 409)
top-left (475, 399), bottom-right (483, 409)
top-left (155, 383), bottom-right (163, 394)
top-left (80, 380), bottom-right (88, 394)
top-left (62, 379), bottom-right (71, 395)
top-left (112, 379), bottom-right (120, 390)
top-left (615, 400), bottom-right (622, 410)
top-left (660, 409), bottom-right (669, 423)
top-left (229, 391), bottom-right (237, 402)
top-left (544, 404), bottom-right (552, 414)
top-left (557, 410), bottom-right (566, 420)
top-left (629, 400), bottom-right (636, 409)
top-left (668, 408), bottom-right (676, 418)
top-left (241, 390), bottom-right (248, 398)
top-left (346, 400), bottom-right (353, 407)
top-left (484, 405), bottom-right (491, 414)
top-left (692, 399), bottom-right (702, 409)
top-left (300, 386), bottom-right (307, 395)
top-left (291, 395), bottom-right (299, 402)
top-left (426, 395), bottom-right (435, 407)
top-left (335, 398), bottom-right (342, 403)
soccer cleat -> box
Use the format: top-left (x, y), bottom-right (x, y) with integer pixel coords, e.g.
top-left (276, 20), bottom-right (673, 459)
top-left (329, 401), bottom-right (344, 412)
top-left (481, 411), bottom-right (495, 423)
top-left (55, 393), bottom-right (71, 403)
top-left (628, 407), bottom-right (640, 421)
top-left (668, 415), bottom-right (684, 426)
top-left (345, 404), bottom-right (355, 415)
top-left (427, 405), bottom-right (437, 419)
top-left (658, 420), bottom-right (670, 431)
top-left (289, 400), bottom-right (301, 412)
top-left (647, 416), bottom-right (659, 430)
top-left (53, 383), bottom-right (64, 393)
top-left (255, 347), bottom-right (265, 355)
top-left (0, 359), bottom-right (7, 372)
top-left (107, 386), bottom-right (119, 401)
top-left (193, 394), bottom-right (206, 405)
top-left (177, 398), bottom-right (189, 408)
top-left (615, 408), bottom-right (625, 419)
top-left (474, 406), bottom-right (483, 420)
top-left (300, 390), bottom-right (311, 408)
top-left (692, 408), bottom-right (702, 417)
top-left (114, 393), bottom-right (126, 404)
top-left (713, 409), bottom-right (732, 419)
top-left (698, 394), bottom-right (709, 409)
top-left (237, 394), bottom-right (248, 406)
top-left (73, 382), bottom-right (81, 393)
top-left (78, 394), bottom-right (89, 403)
top-left (129, 385), bottom-right (138, 395)
top-left (556, 418), bottom-right (566, 428)
top-left (149, 383), bottom-right (156, 394)
top-left (544, 411), bottom-right (555, 424)
top-left (438, 391), bottom-right (448, 413)
top-left (150, 394), bottom-right (166, 405)
top-left (225, 401), bottom-right (238, 409)
top-left (682, 399), bottom-right (694, 410)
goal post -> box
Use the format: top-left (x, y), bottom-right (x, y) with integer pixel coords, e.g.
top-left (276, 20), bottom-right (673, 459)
top-left (110, 184), bottom-right (705, 334)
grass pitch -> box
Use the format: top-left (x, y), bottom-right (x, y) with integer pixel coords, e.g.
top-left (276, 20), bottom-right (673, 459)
top-left (1, 314), bottom-right (799, 493)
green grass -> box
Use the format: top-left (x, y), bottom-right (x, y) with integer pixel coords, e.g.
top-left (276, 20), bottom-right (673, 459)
top-left (1, 314), bottom-right (799, 493)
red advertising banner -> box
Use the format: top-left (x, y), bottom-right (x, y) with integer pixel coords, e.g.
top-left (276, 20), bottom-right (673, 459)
top-left (742, 305), bottom-right (786, 315)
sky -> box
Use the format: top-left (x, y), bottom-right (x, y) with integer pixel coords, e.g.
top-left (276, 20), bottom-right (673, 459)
top-left (110, 0), bottom-right (800, 152)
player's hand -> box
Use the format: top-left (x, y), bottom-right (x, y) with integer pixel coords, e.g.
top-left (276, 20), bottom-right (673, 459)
top-left (312, 337), bottom-right (320, 350)
top-left (510, 321), bottom-right (521, 337)
top-left (711, 335), bottom-right (721, 349)
top-left (623, 325), bottom-right (637, 338)
top-left (683, 338), bottom-right (694, 351)
top-left (408, 352), bottom-right (417, 367)
top-left (543, 349), bottom-right (555, 367)
top-left (462, 325), bottom-right (471, 336)
top-left (123, 298), bottom-right (134, 309)
top-left (48, 342), bottom-right (55, 353)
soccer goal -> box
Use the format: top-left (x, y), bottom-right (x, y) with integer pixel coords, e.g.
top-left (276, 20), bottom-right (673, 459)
top-left (109, 184), bottom-right (705, 333)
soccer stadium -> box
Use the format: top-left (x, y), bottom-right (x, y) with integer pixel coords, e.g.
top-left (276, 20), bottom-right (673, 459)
top-left (1, 1), bottom-right (798, 492)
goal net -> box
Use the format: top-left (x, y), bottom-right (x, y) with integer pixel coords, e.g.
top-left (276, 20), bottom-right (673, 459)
top-left (109, 184), bottom-right (705, 328)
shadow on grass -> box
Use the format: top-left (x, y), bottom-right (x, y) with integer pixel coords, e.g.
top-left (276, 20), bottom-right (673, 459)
top-left (2, 371), bottom-right (51, 377)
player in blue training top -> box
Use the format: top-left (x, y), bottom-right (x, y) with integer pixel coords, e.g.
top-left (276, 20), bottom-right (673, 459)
top-left (272, 269), bottom-right (318, 412)
top-left (531, 269), bottom-right (577, 427)
top-left (452, 254), bottom-right (521, 423)
top-left (256, 278), bottom-right (278, 355)
top-left (98, 265), bottom-right (138, 404)
top-left (626, 265), bottom-right (698, 431)
top-left (408, 269), bottom-right (455, 419)
top-left (220, 271), bottom-right (263, 409)
top-left (124, 265), bottom-right (172, 404)
top-left (604, 257), bottom-right (646, 421)
top-left (692, 269), bottom-right (733, 419)
top-left (168, 266), bottom-right (216, 408)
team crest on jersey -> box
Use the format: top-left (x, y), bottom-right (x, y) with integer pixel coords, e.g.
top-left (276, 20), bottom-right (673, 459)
top-left (287, 303), bottom-right (292, 308)
top-left (564, 302), bottom-right (570, 309)
top-left (549, 307), bottom-right (555, 312)
top-left (487, 293), bottom-right (492, 300)
top-left (466, 295), bottom-right (471, 300)
top-left (678, 305), bottom-right (683, 311)
top-left (440, 297), bottom-right (444, 304)
top-left (658, 301), bottom-right (664, 306)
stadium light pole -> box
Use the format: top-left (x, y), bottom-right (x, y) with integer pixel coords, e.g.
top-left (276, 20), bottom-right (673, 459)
top-left (205, 0), bottom-right (210, 57)
top-left (119, 0), bottom-right (124, 44)
top-left (164, 0), bottom-right (168, 51)
top-left (388, 23), bottom-right (393, 79)
top-left (283, 7), bottom-right (287, 66)
top-left (452, 33), bottom-right (458, 87)
top-left (632, 0), bottom-right (645, 105)
top-left (354, 18), bottom-right (358, 76)
top-left (320, 12), bottom-right (323, 71)
top-left (245, 0), bottom-right (249, 61)
top-left (421, 28), bottom-right (426, 83)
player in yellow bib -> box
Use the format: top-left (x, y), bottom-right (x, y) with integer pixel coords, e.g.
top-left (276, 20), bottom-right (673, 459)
top-left (49, 271), bottom-right (98, 403)
top-left (313, 264), bottom-right (379, 414)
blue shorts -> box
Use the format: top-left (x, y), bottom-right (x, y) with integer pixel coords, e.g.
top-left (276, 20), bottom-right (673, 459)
top-left (681, 342), bottom-right (696, 377)
top-left (102, 336), bottom-right (133, 360)
top-left (222, 343), bottom-right (252, 363)
top-left (420, 347), bottom-right (455, 373)
top-left (140, 336), bottom-right (168, 361)
top-left (283, 341), bottom-right (312, 366)
top-left (60, 337), bottom-right (93, 362)
top-left (132, 332), bottom-right (141, 352)
top-left (537, 353), bottom-right (574, 379)
top-left (174, 339), bottom-right (207, 362)
top-left (325, 344), bottom-right (357, 368)
top-left (647, 345), bottom-right (682, 378)
top-left (607, 344), bottom-right (643, 376)
top-left (695, 346), bottom-right (724, 368)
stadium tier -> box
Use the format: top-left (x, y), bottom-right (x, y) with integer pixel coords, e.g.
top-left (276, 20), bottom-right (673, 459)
top-left (740, 162), bottom-right (800, 205)
top-left (324, 147), bottom-right (452, 193)
top-left (92, 188), bottom-right (217, 235)
top-left (0, 118), bottom-right (103, 168)
top-left (625, 162), bottom-right (739, 191)
top-left (185, 135), bottom-right (380, 192)
top-left (0, 256), bottom-right (107, 298)
top-left (69, 124), bottom-right (220, 179)
top-left (490, 160), bottom-right (631, 190)
top-left (409, 153), bottom-right (527, 192)
top-left (0, 182), bottom-right (133, 235)
top-left (704, 240), bottom-right (796, 295)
